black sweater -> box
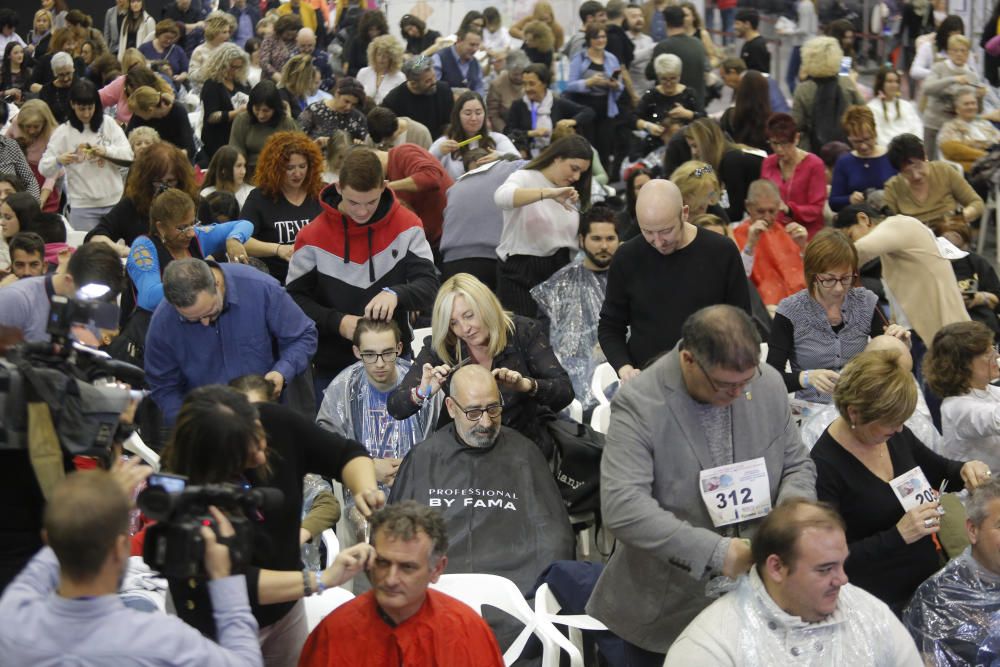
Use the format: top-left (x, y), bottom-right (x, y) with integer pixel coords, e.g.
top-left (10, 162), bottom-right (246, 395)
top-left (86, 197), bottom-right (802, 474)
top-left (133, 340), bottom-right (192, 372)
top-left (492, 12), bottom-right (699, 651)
top-left (85, 197), bottom-right (146, 247)
top-left (598, 227), bottom-right (750, 372)
top-left (169, 401), bottom-right (369, 636)
top-left (126, 102), bottom-right (197, 160)
top-left (812, 426), bottom-right (965, 612)
top-left (382, 81), bottom-right (454, 140)
top-left (241, 188), bottom-right (322, 284)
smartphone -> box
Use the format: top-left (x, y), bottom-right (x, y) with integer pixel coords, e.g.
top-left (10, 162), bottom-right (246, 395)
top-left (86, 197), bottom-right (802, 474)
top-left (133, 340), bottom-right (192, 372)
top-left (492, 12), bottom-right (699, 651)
top-left (611, 69), bottom-right (621, 80)
top-left (147, 472), bottom-right (187, 494)
top-left (838, 56), bottom-right (852, 76)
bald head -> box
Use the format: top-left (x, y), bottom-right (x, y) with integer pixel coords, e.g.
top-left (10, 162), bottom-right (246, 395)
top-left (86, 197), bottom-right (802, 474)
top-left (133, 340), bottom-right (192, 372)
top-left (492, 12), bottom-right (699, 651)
top-left (450, 365), bottom-right (498, 404)
top-left (866, 335), bottom-right (913, 372)
top-left (297, 28), bottom-right (316, 51)
top-left (447, 365), bottom-right (502, 448)
top-left (635, 179), bottom-right (690, 255)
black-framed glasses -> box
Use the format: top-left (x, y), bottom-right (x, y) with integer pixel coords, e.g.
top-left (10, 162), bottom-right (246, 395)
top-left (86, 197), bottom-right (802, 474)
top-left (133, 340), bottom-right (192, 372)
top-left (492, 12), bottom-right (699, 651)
top-left (814, 273), bottom-right (857, 289)
top-left (360, 349), bottom-right (398, 364)
top-left (451, 396), bottom-right (504, 421)
top-left (694, 357), bottom-right (760, 393)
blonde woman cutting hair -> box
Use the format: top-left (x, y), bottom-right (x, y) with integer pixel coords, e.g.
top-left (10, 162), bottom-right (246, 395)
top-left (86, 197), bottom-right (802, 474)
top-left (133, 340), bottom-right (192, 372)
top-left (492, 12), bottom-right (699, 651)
top-left (386, 273), bottom-right (574, 451)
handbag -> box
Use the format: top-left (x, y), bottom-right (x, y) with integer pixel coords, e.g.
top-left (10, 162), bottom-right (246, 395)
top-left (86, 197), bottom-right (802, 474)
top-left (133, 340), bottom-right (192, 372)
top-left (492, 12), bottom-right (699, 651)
top-left (546, 418), bottom-right (604, 517)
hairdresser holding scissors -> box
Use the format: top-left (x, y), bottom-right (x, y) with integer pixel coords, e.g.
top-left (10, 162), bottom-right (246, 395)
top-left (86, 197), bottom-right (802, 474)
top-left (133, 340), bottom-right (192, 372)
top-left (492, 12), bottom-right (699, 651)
top-left (429, 90), bottom-right (518, 179)
top-left (387, 273), bottom-right (574, 455)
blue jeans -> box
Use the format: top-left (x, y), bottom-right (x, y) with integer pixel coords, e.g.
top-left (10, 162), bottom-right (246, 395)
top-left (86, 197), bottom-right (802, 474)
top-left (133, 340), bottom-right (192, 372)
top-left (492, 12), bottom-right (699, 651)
top-left (720, 7), bottom-right (735, 45)
top-left (786, 45), bottom-right (802, 94)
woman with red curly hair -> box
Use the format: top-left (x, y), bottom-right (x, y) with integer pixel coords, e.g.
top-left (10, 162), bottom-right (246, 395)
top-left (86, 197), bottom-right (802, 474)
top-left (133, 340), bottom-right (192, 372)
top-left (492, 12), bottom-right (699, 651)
top-left (243, 130), bottom-right (324, 282)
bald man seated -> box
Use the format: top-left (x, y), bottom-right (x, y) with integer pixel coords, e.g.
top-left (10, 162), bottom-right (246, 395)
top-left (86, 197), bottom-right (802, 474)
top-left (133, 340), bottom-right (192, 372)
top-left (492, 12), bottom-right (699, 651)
top-left (598, 179), bottom-right (750, 383)
top-left (388, 365), bottom-right (574, 594)
top-left (799, 335), bottom-right (941, 451)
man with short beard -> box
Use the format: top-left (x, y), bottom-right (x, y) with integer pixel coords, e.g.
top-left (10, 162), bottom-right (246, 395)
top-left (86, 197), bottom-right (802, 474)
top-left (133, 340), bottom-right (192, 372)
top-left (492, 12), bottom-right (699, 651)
top-left (531, 204), bottom-right (620, 411)
top-left (387, 365), bottom-right (573, 594)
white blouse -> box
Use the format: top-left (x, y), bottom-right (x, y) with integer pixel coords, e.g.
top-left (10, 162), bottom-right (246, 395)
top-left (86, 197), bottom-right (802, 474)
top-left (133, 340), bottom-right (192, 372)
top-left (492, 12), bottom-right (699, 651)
top-left (941, 384), bottom-right (1000, 470)
top-left (493, 168), bottom-right (579, 260)
top-left (356, 67), bottom-right (405, 105)
top-left (429, 131), bottom-right (518, 180)
top-left (868, 97), bottom-right (923, 148)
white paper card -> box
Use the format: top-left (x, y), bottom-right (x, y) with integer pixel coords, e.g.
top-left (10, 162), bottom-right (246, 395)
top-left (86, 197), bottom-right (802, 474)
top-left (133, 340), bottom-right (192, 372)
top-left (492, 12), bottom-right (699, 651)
top-left (890, 466), bottom-right (936, 512)
top-left (699, 457), bottom-right (772, 527)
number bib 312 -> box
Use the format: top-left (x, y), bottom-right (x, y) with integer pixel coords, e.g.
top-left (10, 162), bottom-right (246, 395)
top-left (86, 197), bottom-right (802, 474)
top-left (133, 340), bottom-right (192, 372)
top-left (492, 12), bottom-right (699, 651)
top-left (699, 457), bottom-right (773, 528)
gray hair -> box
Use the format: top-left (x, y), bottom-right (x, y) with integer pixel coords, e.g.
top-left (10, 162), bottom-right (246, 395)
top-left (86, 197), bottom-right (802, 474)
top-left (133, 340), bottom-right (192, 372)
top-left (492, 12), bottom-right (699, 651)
top-left (370, 501), bottom-right (449, 565)
top-left (506, 49), bottom-right (530, 72)
top-left (51, 51), bottom-right (74, 73)
top-left (948, 84), bottom-right (979, 113)
top-left (402, 54), bottom-right (434, 81)
top-left (680, 305), bottom-right (761, 372)
top-left (966, 476), bottom-right (1000, 526)
top-left (745, 178), bottom-right (781, 205)
top-left (653, 53), bottom-right (682, 78)
top-left (163, 258), bottom-right (217, 308)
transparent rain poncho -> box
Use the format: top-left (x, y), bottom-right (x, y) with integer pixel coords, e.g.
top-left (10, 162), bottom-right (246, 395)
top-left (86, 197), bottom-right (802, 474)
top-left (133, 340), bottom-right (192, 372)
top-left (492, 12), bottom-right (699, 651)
top-left (668, 569), bottom-right (916, 666)
top-left (902, 548), bottom-right (1000, 666)
top-left (529, 258), bottom-right (606, 410)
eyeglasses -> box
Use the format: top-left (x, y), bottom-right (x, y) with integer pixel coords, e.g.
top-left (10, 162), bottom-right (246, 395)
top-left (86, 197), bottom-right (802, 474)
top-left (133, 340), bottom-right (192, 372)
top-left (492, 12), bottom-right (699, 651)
top-left (451, 397), bottom-right (504, 421)
top-left (172, 223), bottom-right (196, 235)
top-left (694, 356), bottom-right (760, 393)
top-left (814, 273), bottom-right (857, 288)
top-left (360, 350), bottom-right (398, 364)
top-left (54, 71), bottom-right (74, 80)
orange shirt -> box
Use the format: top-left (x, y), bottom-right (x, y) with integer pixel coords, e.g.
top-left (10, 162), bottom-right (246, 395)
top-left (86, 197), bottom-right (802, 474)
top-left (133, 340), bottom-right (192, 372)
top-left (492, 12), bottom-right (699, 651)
top-left (733, 220), bottom-right (806, 306)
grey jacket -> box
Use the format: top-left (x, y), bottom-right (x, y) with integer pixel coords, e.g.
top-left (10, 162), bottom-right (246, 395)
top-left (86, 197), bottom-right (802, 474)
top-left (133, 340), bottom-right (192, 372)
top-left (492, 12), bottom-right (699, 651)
top-left (585, 346), bottom-right (817, 653)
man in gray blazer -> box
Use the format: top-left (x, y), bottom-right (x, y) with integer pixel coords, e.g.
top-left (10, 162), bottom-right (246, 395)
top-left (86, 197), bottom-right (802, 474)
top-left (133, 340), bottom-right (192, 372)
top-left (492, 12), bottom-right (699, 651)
top-left (586, 305), bottom-right (817, 665)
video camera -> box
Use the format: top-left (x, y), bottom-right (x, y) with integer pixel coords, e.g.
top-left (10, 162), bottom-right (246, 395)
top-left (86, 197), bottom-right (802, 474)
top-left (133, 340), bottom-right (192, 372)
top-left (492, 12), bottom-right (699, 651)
top-left (138, 473), bottom-right (284, 579)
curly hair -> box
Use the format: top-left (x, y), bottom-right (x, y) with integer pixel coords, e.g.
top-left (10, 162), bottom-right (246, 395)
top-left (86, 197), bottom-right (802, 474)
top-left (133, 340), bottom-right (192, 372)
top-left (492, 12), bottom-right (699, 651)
top-left (253, 131), bottom-right (324, 199)
top-left (203, 43), bottom-right (249, 84)
top-left (924, 321), bottom-right (995, 398)
top-left (203, 10), bottom-right (236, 42)
top-left (280, 53), bottom-right (317, 99)
top-left (124, 141), bottom-right (199, 219)
top-left (366, 34), bottom-right (403, 73)
top-left (357, 10), bottom-right (389, 41)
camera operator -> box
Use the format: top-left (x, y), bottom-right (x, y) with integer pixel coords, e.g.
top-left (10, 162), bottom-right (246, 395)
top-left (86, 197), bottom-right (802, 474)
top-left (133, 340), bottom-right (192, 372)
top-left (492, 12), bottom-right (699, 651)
top-left (0, 462), bottom-right (265, 666)
top-left (0, 242), bottom-right (125, 342)
top-left (158, 385), bottom-right (382, 667)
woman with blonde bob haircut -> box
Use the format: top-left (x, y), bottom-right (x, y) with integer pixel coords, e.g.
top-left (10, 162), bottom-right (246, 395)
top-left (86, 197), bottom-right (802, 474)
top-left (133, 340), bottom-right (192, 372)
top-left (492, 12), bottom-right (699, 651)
top-left (924, 320), bottom-right (1000, 468)
top-left (387, 272), bottom-right (574, 451)
top-left (811, 349), bottom-right (992, 614)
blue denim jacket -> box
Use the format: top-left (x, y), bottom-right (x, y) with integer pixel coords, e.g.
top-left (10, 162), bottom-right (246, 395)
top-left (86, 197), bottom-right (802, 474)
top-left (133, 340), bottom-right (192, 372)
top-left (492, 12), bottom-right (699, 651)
top-left (566, 49), bottom-right (623, 118)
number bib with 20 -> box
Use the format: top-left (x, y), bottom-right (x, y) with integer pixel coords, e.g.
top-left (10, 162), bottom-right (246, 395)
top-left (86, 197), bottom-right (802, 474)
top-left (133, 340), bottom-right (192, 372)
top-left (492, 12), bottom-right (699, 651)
top-left (699, 457), bottom-right (773, 528)
top-left (889, 466), bottom-right (936, 512)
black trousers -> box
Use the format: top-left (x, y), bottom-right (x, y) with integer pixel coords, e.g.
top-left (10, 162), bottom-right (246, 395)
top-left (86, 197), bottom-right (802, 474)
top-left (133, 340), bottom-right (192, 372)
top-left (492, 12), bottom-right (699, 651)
top-left (441, 257), bottom-right (498, 292)
top-left (496, 249), bottom-right (571, 318)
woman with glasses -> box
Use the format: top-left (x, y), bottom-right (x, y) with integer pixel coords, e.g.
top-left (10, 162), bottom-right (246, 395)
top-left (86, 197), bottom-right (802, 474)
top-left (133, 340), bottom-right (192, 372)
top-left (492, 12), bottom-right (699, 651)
top-left (387, 273), bottom-right (573, 453)
top-left (86, 141), bottom-right (199, 256)
top-left (429, 90), bottom-right (517, 179)
top-left (760, 112), bottom-right (826, 239)
top-left (126, 188), bottom-right (251, 323)
top-left (766, 229), bottom-right (908, 404)
top-left (829, 105), bottom-right (898, 212)
top-left (812, 348), bottom-right (991, 615)
top-left (925, 321), bottom-right (1000, 469)
top-left (39, 79), bottom-right (132, 231)
top-left (636, 54), bottom-right (703, 156)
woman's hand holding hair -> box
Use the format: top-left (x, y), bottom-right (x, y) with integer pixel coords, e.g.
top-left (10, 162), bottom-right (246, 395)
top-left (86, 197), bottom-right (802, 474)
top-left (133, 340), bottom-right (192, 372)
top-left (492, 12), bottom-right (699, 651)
top-left (420, 362), bottom-right (453, 396)
top-left (802, 369), bottom-right (840, 394)
top-left (321, 543), bottom-right (377, 588)
top-left (961, 460), bottom-right (992, 490)
top-left (547, 186), bottom-right (579, 212)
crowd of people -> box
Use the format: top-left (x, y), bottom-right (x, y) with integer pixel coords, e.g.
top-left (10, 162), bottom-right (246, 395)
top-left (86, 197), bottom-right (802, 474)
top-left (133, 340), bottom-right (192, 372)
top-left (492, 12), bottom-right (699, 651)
top-left (1, 0), bottom-right (1000, 664)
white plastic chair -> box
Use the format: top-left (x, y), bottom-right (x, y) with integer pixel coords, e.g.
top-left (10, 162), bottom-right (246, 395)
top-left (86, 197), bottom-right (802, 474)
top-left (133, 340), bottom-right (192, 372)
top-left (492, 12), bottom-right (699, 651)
top-left (303, 585), bottom-right (354, 631)
top-left (429, 573), bottom-right (577, 666)
top-left (590, 363), bottom-right (618, 407)
top-left (321, 528), bottom-right (340, 568)
top-left (411, 326), bottom-right (432, 358)
top-left (534, 582), bottom-right (608, 667)
top-left (67, 230), bottom-right (87, 248)
top-left (567, 399), bottom-right (583, 423)
top-left (590, 403), bottom-right (611, 434)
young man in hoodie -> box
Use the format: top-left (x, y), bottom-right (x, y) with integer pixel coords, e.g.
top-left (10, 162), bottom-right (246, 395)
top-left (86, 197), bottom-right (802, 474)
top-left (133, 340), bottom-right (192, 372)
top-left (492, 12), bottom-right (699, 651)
top-left (287, 148), bottom-right (440, 403)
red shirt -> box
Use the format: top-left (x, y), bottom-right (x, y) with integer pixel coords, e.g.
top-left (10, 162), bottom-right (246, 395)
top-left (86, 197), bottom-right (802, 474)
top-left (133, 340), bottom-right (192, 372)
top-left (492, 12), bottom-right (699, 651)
top-left (387, 145), bottom-right (454, 248)
top-left (760, 152), bottom-right (827, 239)
top-left (733, 220), bottom-right (806, 306)
top-left (298, 589), bottom-right (505, 667)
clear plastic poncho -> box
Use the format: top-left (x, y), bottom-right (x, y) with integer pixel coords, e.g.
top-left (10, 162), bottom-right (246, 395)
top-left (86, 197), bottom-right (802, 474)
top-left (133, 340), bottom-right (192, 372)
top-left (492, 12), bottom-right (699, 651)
top-left (530, 258), bottom-right (606, 411)
top-left (902, 548), bottom-right (1000, 666)
top-left (300, 473), bottom-right (334, 570)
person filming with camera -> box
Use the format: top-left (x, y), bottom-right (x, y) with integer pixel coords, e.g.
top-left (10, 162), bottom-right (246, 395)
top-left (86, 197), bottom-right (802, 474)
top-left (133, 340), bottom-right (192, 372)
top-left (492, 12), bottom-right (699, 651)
top-left (0, 461), bottom-right (265, 666)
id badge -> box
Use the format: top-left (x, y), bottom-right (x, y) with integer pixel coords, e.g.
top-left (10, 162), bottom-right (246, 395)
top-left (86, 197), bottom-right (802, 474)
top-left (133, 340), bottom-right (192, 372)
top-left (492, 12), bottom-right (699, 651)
top-left (699, 457), bottom-right (772, 527)
top-left (889, 466), bottom-right (936, 512)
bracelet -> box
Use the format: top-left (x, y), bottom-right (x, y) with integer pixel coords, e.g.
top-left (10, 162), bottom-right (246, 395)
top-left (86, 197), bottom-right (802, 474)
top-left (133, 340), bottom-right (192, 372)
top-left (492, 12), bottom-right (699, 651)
top-left (381, 287), bottom-right (397, 297)
top-left (410, 387), bottom-right (425, 405)
top-left (302, 569), bottom-right (313, 596)
top-left (273, 243), bottom-right (281, 257)
top-left (802, 371), bottom-right (810, 389)
top-left (418, 383), bottom-right (433, 399)
top-left (527, 378), bottom-right (539, 396)
top-left (315, 569), bottom-right (326, 595)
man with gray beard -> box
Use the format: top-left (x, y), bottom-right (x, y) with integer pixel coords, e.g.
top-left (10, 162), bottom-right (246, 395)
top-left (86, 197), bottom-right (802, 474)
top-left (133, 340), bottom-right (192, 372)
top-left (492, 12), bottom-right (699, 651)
top-left (388, 365), bottom-right (573, 594)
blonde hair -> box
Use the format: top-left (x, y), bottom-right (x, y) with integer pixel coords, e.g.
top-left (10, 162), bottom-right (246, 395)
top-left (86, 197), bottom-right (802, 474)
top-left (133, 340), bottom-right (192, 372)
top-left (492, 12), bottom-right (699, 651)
top-left (834, 350), bottom-right (917, 426)
top-left (366, 34), bottom-right (404, 74)
top-left (947, 33), bottom-right (970, 50)
top-left (15, 99), bottom-right (59, 142)
top-left (121, 47), bottom-right (148, 73)
top-left (524, 20), bottom-right (554, 51)
top-left (280, 53), bottom-right (317, 99)
top-left (204, 43), bottom-right (249, 84)
top-left (204, 10), bottom-right (236, 41)
top-left (127, 85), bottom-right (174, 115)
top-left (128, 125), bottom-right (160, 148)
top-left (800, 35), bottom-right (843, 78)
top-left (431, 274), bottom-right (514, 365)
top-left (669, 160), bottom-right (720, 211)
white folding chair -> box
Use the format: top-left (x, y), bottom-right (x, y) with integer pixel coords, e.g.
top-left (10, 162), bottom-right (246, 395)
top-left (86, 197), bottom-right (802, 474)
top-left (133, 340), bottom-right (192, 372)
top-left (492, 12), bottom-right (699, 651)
top-left (321, 528), bottom-right (340, 568)
top-left (67, 230), bottom-right (87, 248)
top-left (590, 403), bottom-right (611, 435)
top-left (411, 326), bottom-right (432, 358)
top-left (303, 585), bottom-right (354, 631)
top-left (590, 363), bottom-right (618, 407)
top-left (534, 582), bottom-right (608, 667)
top-left (429, 573), bottom-right (577, 666)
